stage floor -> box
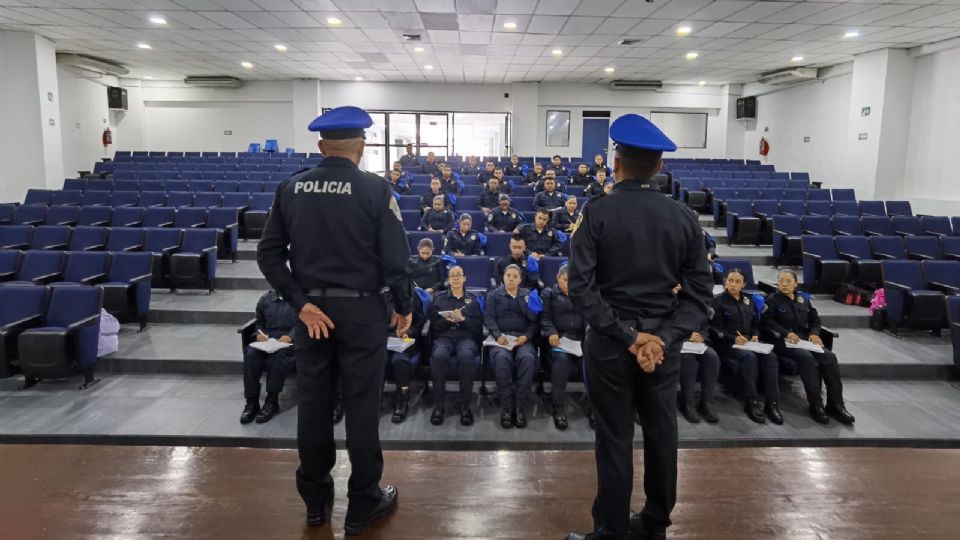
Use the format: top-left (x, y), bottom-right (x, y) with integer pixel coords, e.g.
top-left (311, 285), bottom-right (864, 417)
top-left (1, 445), bottom-right (958, 539)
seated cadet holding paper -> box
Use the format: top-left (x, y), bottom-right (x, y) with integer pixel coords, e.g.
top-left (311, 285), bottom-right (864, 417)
top-left (711, 269), bottom-right (782, 425)
top-left (484, 264), bottom-right (540, 430)
top-left (540, 264), bottom-right (593, 430)
top-left (385, 291), bottom-right (426, 424)
top-left (241, 289), bottom-right (296, 425)
top-left (762, 269), bottom-right (855, 426)
top-left (678, 319), bottom-right (720, 424)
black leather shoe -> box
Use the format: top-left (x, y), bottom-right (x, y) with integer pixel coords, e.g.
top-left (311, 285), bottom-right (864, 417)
top-left (745, 398), bottom-right (766, 424)
top-left (255, 399), bottom-right (279, 424)
top-left (430, 405), bottom-right (445, 426)
top-left (698, 400), bottom-right (719, 424)
top-left (458, 404), bottom-right (474, 426)
top-left (239, 400), bottom-right (259, 424)
top-left (500, 408), bottom-right (514, 428)
top-left (586, 408), bottom-right (596, 430)
top-left (344, 485), bottom-right (398, 536)
top-left (826, 402), bottom-right (855, 425)
top-left (679, 400), bottom-right (700, 424)
top-left (809, 403), bottom-right (830, 424)
top-left (627, 512), bottom-right (667, 540)
top-left (306, 491), bottom-right (335, 527)
top-left (333, 400), bottom-right (344, 425)
top-left (515, 408), bottom-right (528, 429)
top-left (553, 404), bottom-right (568, 430)
top-left (391, 388), bottom-right (409, 424)
top-left (765, 400), bottom-right (784, 425)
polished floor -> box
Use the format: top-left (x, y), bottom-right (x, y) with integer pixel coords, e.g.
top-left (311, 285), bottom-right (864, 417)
top-left (1, 445), bottom-right (959, 539)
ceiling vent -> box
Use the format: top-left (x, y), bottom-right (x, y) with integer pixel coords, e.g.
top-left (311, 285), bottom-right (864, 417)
top-left (618, 38), bottom-right (644, 46)
top-left (608, 79), bottom-right (663, 91)
top-left (402, 34), bottom-right (422, 41)
top-left (56, 53), bottom-right (129, 76)
top-left (756, 67), bottom-right (818, 85)
top-left (184, 76), bottom-right (243, 88)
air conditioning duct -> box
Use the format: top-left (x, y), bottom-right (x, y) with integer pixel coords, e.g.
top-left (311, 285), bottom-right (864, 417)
top-left (56, 53), bottom-right (129, 76)
top-left (184, 76), bottom-right (243, 88)
top-left (756, 67), bottom-right (818, 85)
top-left (608, 80), bottom-right (663, 91)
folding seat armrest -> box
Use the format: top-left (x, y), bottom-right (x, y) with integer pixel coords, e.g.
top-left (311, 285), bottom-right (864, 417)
top-left (875, 252), bottom-right (898, 260)
top-left (83, 243), bottom-right (106, 251)
top-left (837, 251), bottom-right (858, 261)
top-left (0, 218), bottom-right (10, 225)
top-left (2, 243), bottom-right (29, 250)
top-left (128, 273), bottom-right (153, 284)
top-left (188, 222), bottom-right (205, 228)
top-left (895, 230), bottom-right (915, 237)
top-left (157, 221), bottom-right (174, 228)
top-left (42, 242), bottom-right (68, 251)
top-left (819, 326), bottom-right (838, 350)
top-left (31, 271), bottom-right (63, 285)
top-left (802, 251), bottom-right (822, 261)
top-left (928, 282), bottom-right (959, 295)
top-left (757, 280), bottom-right (778, 294)
top-left (56, 219), bottom-right (78, 226)
top-left (80, 273), bottom-right (108, 285)
top-left (754, 211), bottom-right (771, 219)
top-left (123, 220), bottom-right (143, 227)
top-left (1, 314), bottom-right (44, 334)
top-left (863, 229), bottom-right (881, 237)
top-left (924, 231), bottom-right (947, 239)
top-left (22, 219), bottom-right (43, 226)
top-left (159, 245), bottom-right (179, 256)
top-left (834, 230), bottom-right (852, 236)
top-left (122, 244), bottom-right (143, 252)
top-left (945, 253), bottom-right (960, 262)
top-left (89, 220), bottom-right (109, 227)
top-left (237, 317), bottom-right (257, 334)
top-left (882, 280), bottom-right (911, 293)
top-left (201, 246), bottom-right (218, 256)
top-left (773, 229), bottom-right (787, 237)
top-left (238, 317), bottom-right (257, 349)
top-left (66, 313), bottom-right (101, 334)
top-left (728, 211), bottom-right (741, 219)
top-left (907, 253), bottom-right (934, 261)
top-left (0, 272), bottom-right (13, 282)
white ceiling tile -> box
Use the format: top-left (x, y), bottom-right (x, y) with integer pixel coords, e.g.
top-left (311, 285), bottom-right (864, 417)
top-left (725, 1), bottom-right (796, 23)
top-left (650, 0), bottom-right (714, 20)
top-left (761, 3), bottom-right (838, 24)
top-left (164, 10), bottom-right (223, 29)
top-left (560, 16), bottom-right (604, 35)
top-left (534, 0), bottom-right (580, 15)
top-left (693, 21), bottom-right (749, 37)
top-left (595, 16), bottom-right (641, 34)
top-left (518, 32), bottom-right (553, 44)
top-left (630, 18), bottom-right (677, 36)
top-left (494, 0), bottom-right (537, 14)
top-left (198, 11), bottom-right (256, 28)
top-left (490, 30), bottom-right (523, 43)
top-left (460, 30), bottom-right (490, 43)
top-left (427, 29), bottom-right (460, 42)
top-left (687, 0), bottom-right (754, 21)
top-left (573, 0), bottom-right (622, 17)
top-left (756, 23), bottom-right (818, 40)
top-left (526, 14), bottom-right (567, 34)
top-left (414, 0), bottom-right (455, 13)
top-left (611, 0), bottom-right (659, 17)
top-left (349, 11), bottom-right (390, 29)
top-left (292, 0), bottom-right (338, 9)
top-left (457, 13), bottom-right (492, 31)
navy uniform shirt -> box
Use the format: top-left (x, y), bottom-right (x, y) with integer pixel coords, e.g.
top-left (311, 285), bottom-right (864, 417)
top-left (420, 161), bottom-right (440, 176)
top-left (590, 164), bottom-right (612, 177)
top-left (762, 291), bottom-right (822, 340)
top-left (407, 255), bottom-right (445, 291)
top-left (505, 165), bottom-right (524, 177)
top-left (387, 178), bottom-right (411, 195)
top-left (444, 228), bottom-right (482, 255)
top-left (478, 189), bottom-right (506, 210)
top-left (477, 170), bottom-right (495, 184)
top-left (710, 291), bottom-right (760, 350)
top-left (399, 154), bottom-right (421, 168)
top-left (440, 177), bottom-right (461, 195)
top-left (483, 286), bottom-right (538, 340)
top-left (584, 181), bottom-right (607, 198)
top-left (420, 190), bottom-right (450, 211)
top-left (548, 164), bottom-right (568, 177)
top-left (540, 285), bottom-right (585, 341)
top-left (429, 289), bottom-right (483, 338)
top-left (570, 172), bottom-right (594, 186)
top-left (567, 179), bottom-right (712, 348)
top-left (524, 171), bottom-right (544, 185)
top-left (534, 190), bottom-right (565, 212)
top-left (257, 156), bottom-right (412, 315)
top-left (533, 180), bottom-right (567, 194)
top-left (518, 223), bottom-right (562, 256)
top-left (494, 253), bottom-right (539, 290)
top-left (461, 164), bottom-right (480, 177)
top-left (255, 290), bottom-right (297, 339)
top-left (552, 209), bottom-right (580, 233)
top-left (486, 207), bottom-right (523, 232)
top-left (420, 208), bottom-right (455, 232)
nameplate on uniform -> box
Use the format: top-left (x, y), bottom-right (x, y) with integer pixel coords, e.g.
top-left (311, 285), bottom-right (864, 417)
top-left (294, 180), bottom-right (353, 195)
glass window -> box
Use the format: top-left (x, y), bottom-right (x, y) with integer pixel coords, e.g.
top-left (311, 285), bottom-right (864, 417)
top-left (389, 113), bottom-right (416, 146)
top-left (545, 110), bottom-right (570, 147)
top-left (453, 113), bottom-right (507, 159)
top-left (420, 114), bottom-right (449, 151)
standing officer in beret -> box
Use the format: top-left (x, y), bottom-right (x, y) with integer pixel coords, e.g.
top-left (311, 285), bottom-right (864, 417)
top-left (257, 106), bottom-right (411, 536)
top-left (566, 114), bottom-right (713, 540)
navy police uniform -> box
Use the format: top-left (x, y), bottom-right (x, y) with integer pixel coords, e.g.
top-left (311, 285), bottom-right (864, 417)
top-left (524, 170), bottom-right (543, 185)
top-left (420, 160), bottom-right (440, 176)
top-left (552, 208), bottom-right (580, 233)
top-left (677, 318), bottom-right (720, 420)
top-left (399, 153), bottom-right (421, 168)
top-left (518, 223), bottom-right (562, 256)
top-left (257, 106), bottom-right (411, 528)
top-left (444, 228), bottom-right (482, 256)
top-left (486, 207), bottom-right (523, 232)
top-left (505, 164), bottom-right (524, 177)
top-left (534, 189), bottom-right (565, 211)
top-left (570, 172), bottom-right (593, 186)
top-left (494, 253), bottom-right (539, 290)
top-left (407, 254), bottom-right (445, 291)
top-left (484, 285), bottom-right (539, 414)
top-left (540, 284), bottom-right (585, 407)
top-left (478, 188), bottom-right (508, 210)
top-left (420, 190), bottom-right (451, 211)
top-left (711, 291), bottom-right (780, 407)
top-left (420, 208), bottom-right (455, 232)
top-left (584, 180), bottom-right (608, 198)
top-left (461, 163), bottom-right (480, 177)
top-left (429, 289), bottom-right (483, 408)
top-left (243, 290), bottom-right (297, 402)
top-left (567, 114), bottom-right (713, 539)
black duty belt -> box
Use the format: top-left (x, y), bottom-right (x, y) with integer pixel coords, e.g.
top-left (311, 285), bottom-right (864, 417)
top-left (617, 313), bottom-right (666, 332)
top-left (305, 288), bottom-right (372, 298)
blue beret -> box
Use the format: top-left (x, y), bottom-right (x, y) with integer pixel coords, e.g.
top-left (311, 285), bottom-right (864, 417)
top-left (307, 106), bottom-right (373, 138)
top-left (609, 114), bottom-right (677, 154)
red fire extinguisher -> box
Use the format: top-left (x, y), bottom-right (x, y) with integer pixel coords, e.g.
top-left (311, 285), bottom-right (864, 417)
top-left (102, 127), bottom-right (113, 148)
top-left (759, 137), bottom-right (770, 157)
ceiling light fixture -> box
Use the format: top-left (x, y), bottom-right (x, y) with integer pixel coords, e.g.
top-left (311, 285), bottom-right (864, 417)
top-left (354, 76), bottom-right (363, 81)
top-left (414, 46), bottom-right (424, 52)
top-left (677, 26), bottom-right (691, 36)
top-left (698, 80), bottom-right (706, 86)
top-left (424, 64), bottom-right (433, 70)
top-left (149, 16), bottom-right (167, 25)
top-left (326, 17), bottom-right (342, 26)
top-left (274, 44), bottom-right (287, 52)
top-left (604, 67), bottom-right (615, 73)
top-left (844, 31), bottom-right (860, 38)
top-left (241, 61), bottom-right (253, 69)
top-left (685, 51), bottom-right (698, 60)
top-left (503, 22), bottom-right (517, 30)
top-left (137, 43), bottom-right (151, 49)
top-left (791, 55), bottom-right (804, 62)
top-left (143, 75), bottom-right (153, 79)
top-left (551, 49), bottom-right (563, 56)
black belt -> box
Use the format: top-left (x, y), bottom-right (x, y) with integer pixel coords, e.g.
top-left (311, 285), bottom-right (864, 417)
top-left (617, 313), bottom-right (666, 332)
top-left (305, 288), bottom-right (372, 298)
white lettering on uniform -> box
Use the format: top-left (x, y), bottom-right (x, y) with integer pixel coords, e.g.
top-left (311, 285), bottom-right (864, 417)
top-left (294, 180), bottom-right (353, 194)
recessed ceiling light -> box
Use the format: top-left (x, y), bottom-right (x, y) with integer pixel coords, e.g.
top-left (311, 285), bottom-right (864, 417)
top-left (844, 31), bottom-right (860, 38)
top-left (274, 44), bottom-right (287, 52)
top-left (677, 26), bottom-right (691, 36)
top-left (149, 16), bottom-right (167, 25)
top-left (604, 67), bottom-right (615, 73)
top-left (137, 43), bottom-right (151, 49)
top-left (791, 55), bottom-right (804, 62)
top-left (241, 61), bottom-right (253, 69)
top-left (354, 76), bottom-right (363, 81)
top-left (143, 75), bottom-right (153, 79)
top-left (424, 64), bottom-right (433, 70)
top-left (551, 49), bottom-right (563, 56)
top-left (685, 51), bottom-right (698, 60)
top-left (698, 80), bottom-right (706, 86)
top-left (414, 46), bottom-right (424, 52)
top-left (503, 22), bottom-right (517, 30)
top-left (326, 17), bottom-right (342, 26)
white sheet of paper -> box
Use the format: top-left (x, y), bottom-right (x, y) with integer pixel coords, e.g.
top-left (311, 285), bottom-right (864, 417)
top-left (438, 310), bottom-right (464, 322)
top-left (387, 337), bottom-right (416, 353)
top-left (681, 342), bottom-right (708, 355)
top-left (249, 338), bottom-right (292, 354)
top-left (785, 339), bottom-right (824, 354)
top-left (733, 341), bottom-right (775, 354)
top-left (558, 337), bottom-right (583, 357)
top-left (483, 335), bottom-right (517, 351)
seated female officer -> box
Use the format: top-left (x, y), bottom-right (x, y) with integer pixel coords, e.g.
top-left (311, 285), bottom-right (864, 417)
top-left (407, 238), bottom-right (445, 292)
top-left (762, 269), bottom-right (855, 425)
top-left (385, 291), bottom-right (426, 425)
top-left (428, 265), bottom-right (483, 427)
top-left (678, 318), bottom-right (720, 424)
top-left (711, 269), bottom-right (783, 425)
top-left (484, 264), bottom-right (539, 430)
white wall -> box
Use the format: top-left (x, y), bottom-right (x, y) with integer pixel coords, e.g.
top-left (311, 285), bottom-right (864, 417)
top-left (742, 66), bottom-right (853, 186)
top-left (58, 67), bottom-right (113, 176)
top-left (903, 46), bottom-right (960, 215)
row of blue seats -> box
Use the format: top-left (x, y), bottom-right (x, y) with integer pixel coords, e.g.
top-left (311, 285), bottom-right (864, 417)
top-left (116, 151), bottom-right (321, 159)
top-left (675, 171), bottom-right (801, 182)
top-left (773, 221), bottom-right (959, 266)
top-left (0, 250), bottom-right (152, 330)
top-left (63, 179), bottom-right (284, 193)
top-left (686, 186), bottom-right (824, 211)
top-left (678, 179), bottom-right (814, 201)
top-left (109, 168), bottom-right (301, 180)
top-left (1, 228), bottom-right (218, 293)
top-left (111, 160), bottom-right (317, 169)
top-left (712, 198), bottom-right (914, 228)
top-left (19, 189), bottom-right (273, 209)
top-left (801, 235), bottom-right (960, 286)
top-left (398, 196), bottom-right (582, 214)
top-left (401, 229), bottom-right (567, 258)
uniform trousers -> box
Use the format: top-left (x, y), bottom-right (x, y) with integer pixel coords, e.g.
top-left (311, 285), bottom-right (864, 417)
top-left (549, 349), bottom-right (582, 405)
top-left (387, 350), bottom-right (417, 388)
top-left (678, 348), bottom-right (719, 406)
top-left (489, 341), bottom-right (538, 409)
top-left (294, 295), bottom-right (387, 522)
top-left (720, 348), bottom-right (780, 400)
top-left (584, 329), bottom-right (680, 538)
top-left (430, 333), bottom-right (480, 407)
top-left (243, 347), bottom-right (294, 400)
top-left (776, 346), bottom-right (843, 406)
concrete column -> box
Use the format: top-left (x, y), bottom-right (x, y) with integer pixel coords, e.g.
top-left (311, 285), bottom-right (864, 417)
top-left (292, 79), bottom-right (321, 154)
top-left (509, 82), bottom-right (539, 157)
top-left (0, 30), bottom-right (63, 202)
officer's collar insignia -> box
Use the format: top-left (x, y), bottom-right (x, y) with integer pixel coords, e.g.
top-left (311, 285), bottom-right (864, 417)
top-left (798, 296), bottom-right (804, 304)
top-left (511, 213), bottom-right (516, 218)
top-left (744, 297), bottom-right (750, 305)
top-left (547, 231), bottom-right (553, 236)
top-left (469, 234), bottom-right (475, 240)
top-left (464, 297), bottom-right (472, 304)
top-left (521, 261), bottom-right (527, 267)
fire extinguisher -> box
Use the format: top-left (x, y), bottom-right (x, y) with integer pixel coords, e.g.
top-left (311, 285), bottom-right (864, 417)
top-left (759, 137), bottom-right (770, 156)
top-left (102, 127), bottom-right (113, 148)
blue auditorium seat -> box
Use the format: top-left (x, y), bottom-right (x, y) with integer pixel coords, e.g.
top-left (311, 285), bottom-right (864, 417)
top-left (0, 285), bottom-right (48, 377)
top-left (105, 227), bottom-right (143, 252)
top-left (920, 216), bottom-right (953, 237)
top-left (780, 200), bottom-right (805, 216)
top-left (18, 285), bottom-right (103, 387)
top-left (710, 187), bottom-right (737, 225)
top-left (801, 216), bottom-right (833, 236)
top-left (870, 236), bottom-right (907, 260)
top-left (206, 207), bottom-right (240, 262)
top-left (224, 172), bottom-right (246, 182)
top-left (886, 201), bottom-right (913, 217)
top-left (802, 235), bottom-right (849, 293)
top-left (0, 204), bottom-right (14, 225)
top-left (455, 196), bottom-right (478, 211)
top-left (143, 227), bottom-right (182, 288)
top-left (512, 197), bottom-right (534, 212)
top-left (143, 207), bottom-right (176, 228)
top-left (137, 191), bottom-right (165, 208)
top-left (67, 226), bottom-right (108, 251)
top-left (832, 201), bottom-right (859, 216)
top-left (214, 181), bottom-right (239, 193)
top-left (859, 201), bottom-right (886, 216)
top-left (831, 189), bottom-right (856, 201)
top-left (711, 258), bottom-right (763, 293)
top-left (62, 178), bottom-right (84, 191)
top-left (455, 256), bottom-right (493, 292)
top-left (832, 215), bottom-right (863, 236)
top-left (110, 191), bottom-right (140, 207)
top-left (221, 193), bottom-right (250, 211)
top-left (175, 207), bottom-right (207, 228)
top-left (14, 205), bottom-right (46, 226)
top-left (30, 225), bottom-right (70, 250)
top-left (111, 207), bottom-right (144, 228)
top-left (805, 201), bottom-right (832, 216)
top-left (44, 206), bottom-right (80, 226)
top-left (170, 228), bottom-right (218, 292)
top-left (862, 216), bottom-right (896, 236)
top-left (24, 189), bottom-right (52, 205)
top-left (942, 237), bottom-right (960, 261)
top-left (51, 251), bottom-right (109, 286)
top-left (115, 180), bottom-right (139, 192)
top-left (400, 210), bottom-right (420, 231)
top-left (81, 191), bottom-right (111, 207)
top-left (772, 215), bottom-right (803, 266)
top-left (781, 189), bottom-right (806, 201)
top-left (753, 199), bottom-right (780, 244)
top-left (0, 250), bottom-right (21, 281)
top-left (805, 189), bottom-right (831, 202)
top-left (243, 193), bottom-right (273, 239)
top-left (165, 180), bottom-right (190, 191)
top-left (193, 192), bottom-right (222, 208)
top-left (101, 251), bottom-right (153, 331)
top-left (483, 232), bottom-right (513, 257)
top-left (539, 257), bottom-right (568, 288)
top-left (904, 236), bottom-right (942, 260)
top-left (922, 260), bottom-right (960, 295)
top-left (725, 200), bottom-right (760, 246)
top-left (835, 236), bottom-right (882, 286)
top-left (11, 250), bottom-right (64, 285)
top-left (892, 216), bottom-right (923, 237)
top-left (398, 196), bottom-right (420, 210)
top-left (141, 180), bottom-right (164, 192)
top-left (238, 180), bottom-right (262, 193)
top-left (881, 260), bottom-right (945, 333)
top-left (166, 192), bottom-right (194, 208)
top-left (77, 206), bottom-right (111, 227)
top-left (949, 297), bottom-right (960, 369)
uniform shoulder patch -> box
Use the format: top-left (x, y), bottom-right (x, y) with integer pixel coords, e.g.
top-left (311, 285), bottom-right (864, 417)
top-left (464, 296), bottom-right (472, 304)
top-left (744, 297), bottom-right (750, 305)
top-left (798, 296), bottom-right (804, 304)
